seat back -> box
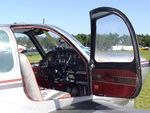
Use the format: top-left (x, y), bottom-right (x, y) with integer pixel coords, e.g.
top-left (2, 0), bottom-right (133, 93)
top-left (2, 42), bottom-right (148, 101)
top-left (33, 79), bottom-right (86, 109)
top-left (19, 53), bottom-right (43, 101)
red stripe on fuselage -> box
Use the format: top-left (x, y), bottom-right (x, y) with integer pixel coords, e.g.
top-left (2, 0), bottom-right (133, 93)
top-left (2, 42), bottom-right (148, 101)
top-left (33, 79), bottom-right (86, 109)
top-left (0, 78), bottom-right (22, 84)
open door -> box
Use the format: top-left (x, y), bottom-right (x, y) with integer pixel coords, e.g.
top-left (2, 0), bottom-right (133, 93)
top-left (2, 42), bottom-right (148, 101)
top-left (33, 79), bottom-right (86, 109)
top-left (90, 7), bottom-right (142, 98)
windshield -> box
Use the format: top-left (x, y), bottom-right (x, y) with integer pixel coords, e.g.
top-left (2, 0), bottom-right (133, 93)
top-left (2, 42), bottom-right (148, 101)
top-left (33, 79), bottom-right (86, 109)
top-left (50, 25), bottom-right (90, 58)
top-left (35, 30), bottom-right (70, 54)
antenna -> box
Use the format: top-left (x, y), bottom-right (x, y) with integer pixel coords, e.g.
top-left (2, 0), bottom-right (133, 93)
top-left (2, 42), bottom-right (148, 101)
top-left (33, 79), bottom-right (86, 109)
top-left (43, 18), bottom-right (45, 24)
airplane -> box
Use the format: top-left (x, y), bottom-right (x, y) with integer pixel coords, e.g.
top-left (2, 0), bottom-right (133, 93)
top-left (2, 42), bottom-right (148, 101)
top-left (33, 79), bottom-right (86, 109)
top-left (0, 7), bottom-right (149, 113)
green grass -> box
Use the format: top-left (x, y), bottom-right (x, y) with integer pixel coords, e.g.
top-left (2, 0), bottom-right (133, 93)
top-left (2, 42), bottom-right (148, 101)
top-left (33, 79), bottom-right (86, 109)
top-left (140, 50), bottom-right (150, 60)
top-left (27, 54), bottom-right (42, 63)
top-left (135, 50), bottom-right (150, 110)
top-left (135, 74), bottom-right (150, 109)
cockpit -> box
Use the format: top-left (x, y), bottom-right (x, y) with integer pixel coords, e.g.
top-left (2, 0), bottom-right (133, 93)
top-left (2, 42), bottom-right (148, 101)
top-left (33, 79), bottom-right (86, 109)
top-left (12, 25), bottom-right (90, 97)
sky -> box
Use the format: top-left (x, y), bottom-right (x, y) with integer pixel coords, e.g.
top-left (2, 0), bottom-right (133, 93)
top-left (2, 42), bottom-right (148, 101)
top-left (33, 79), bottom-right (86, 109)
top-left (0, 0), bottom-right (150, 35)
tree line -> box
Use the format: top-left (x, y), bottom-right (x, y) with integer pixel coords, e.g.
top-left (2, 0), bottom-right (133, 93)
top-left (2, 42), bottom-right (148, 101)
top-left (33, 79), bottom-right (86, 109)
top-left (74, 34), bottom-right (150, 48)
top-left (16, 33), bottom-right (150, 49)
top-left (137, 34), bottom-right (150, 47)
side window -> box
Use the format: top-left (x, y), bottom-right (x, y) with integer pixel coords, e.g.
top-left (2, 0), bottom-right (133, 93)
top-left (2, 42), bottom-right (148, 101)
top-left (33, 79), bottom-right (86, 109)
top-left (14, 33), bottom-right (42, 64)
top-left (0, 30), bottom-right (14, 72)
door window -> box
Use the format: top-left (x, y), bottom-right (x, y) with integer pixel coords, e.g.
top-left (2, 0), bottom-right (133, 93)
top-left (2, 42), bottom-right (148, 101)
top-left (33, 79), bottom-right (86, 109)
top-left (95, 14), bottom-right (134, 62)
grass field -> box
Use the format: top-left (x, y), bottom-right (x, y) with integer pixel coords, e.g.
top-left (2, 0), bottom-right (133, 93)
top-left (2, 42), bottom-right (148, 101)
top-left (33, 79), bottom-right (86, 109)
top-left (135, 74), bottom-right (150, 109)
top-left (27, 54), bottom-right (42, 63)
top-left (140, 50), bottom-right (150, 60)
top-left (135, 50), bottom-right (150, 110)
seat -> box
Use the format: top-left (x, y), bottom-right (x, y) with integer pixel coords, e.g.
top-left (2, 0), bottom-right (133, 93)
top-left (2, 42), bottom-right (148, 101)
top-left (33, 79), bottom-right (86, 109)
top-left (19, 53), bottom-right (71, 101)
top-left (19, 53), bottom-right (43, 101)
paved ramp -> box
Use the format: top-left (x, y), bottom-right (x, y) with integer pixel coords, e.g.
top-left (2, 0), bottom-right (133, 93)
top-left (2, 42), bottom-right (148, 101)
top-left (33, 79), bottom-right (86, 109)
top-left (51, 100), bottom-right (150, 113)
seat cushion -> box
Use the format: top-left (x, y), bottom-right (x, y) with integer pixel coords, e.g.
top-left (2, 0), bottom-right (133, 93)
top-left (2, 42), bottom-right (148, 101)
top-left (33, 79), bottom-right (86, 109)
top-left (41, 89), bottom-right (71, 100)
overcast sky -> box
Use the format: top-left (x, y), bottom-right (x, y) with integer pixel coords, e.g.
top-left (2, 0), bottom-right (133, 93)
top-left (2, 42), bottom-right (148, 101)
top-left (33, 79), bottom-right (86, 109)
top-left (0, 0), bottom-right (149, 35)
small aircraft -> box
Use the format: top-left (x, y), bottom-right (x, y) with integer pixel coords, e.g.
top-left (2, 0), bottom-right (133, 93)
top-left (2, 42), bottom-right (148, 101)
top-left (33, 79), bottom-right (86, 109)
top-left (0, 7), bottom-right (149, 113)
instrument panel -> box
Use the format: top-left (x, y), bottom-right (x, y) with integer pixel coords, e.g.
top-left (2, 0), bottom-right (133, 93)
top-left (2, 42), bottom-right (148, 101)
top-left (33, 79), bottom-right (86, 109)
top-left (39, 47), bottom-right (87, 86)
